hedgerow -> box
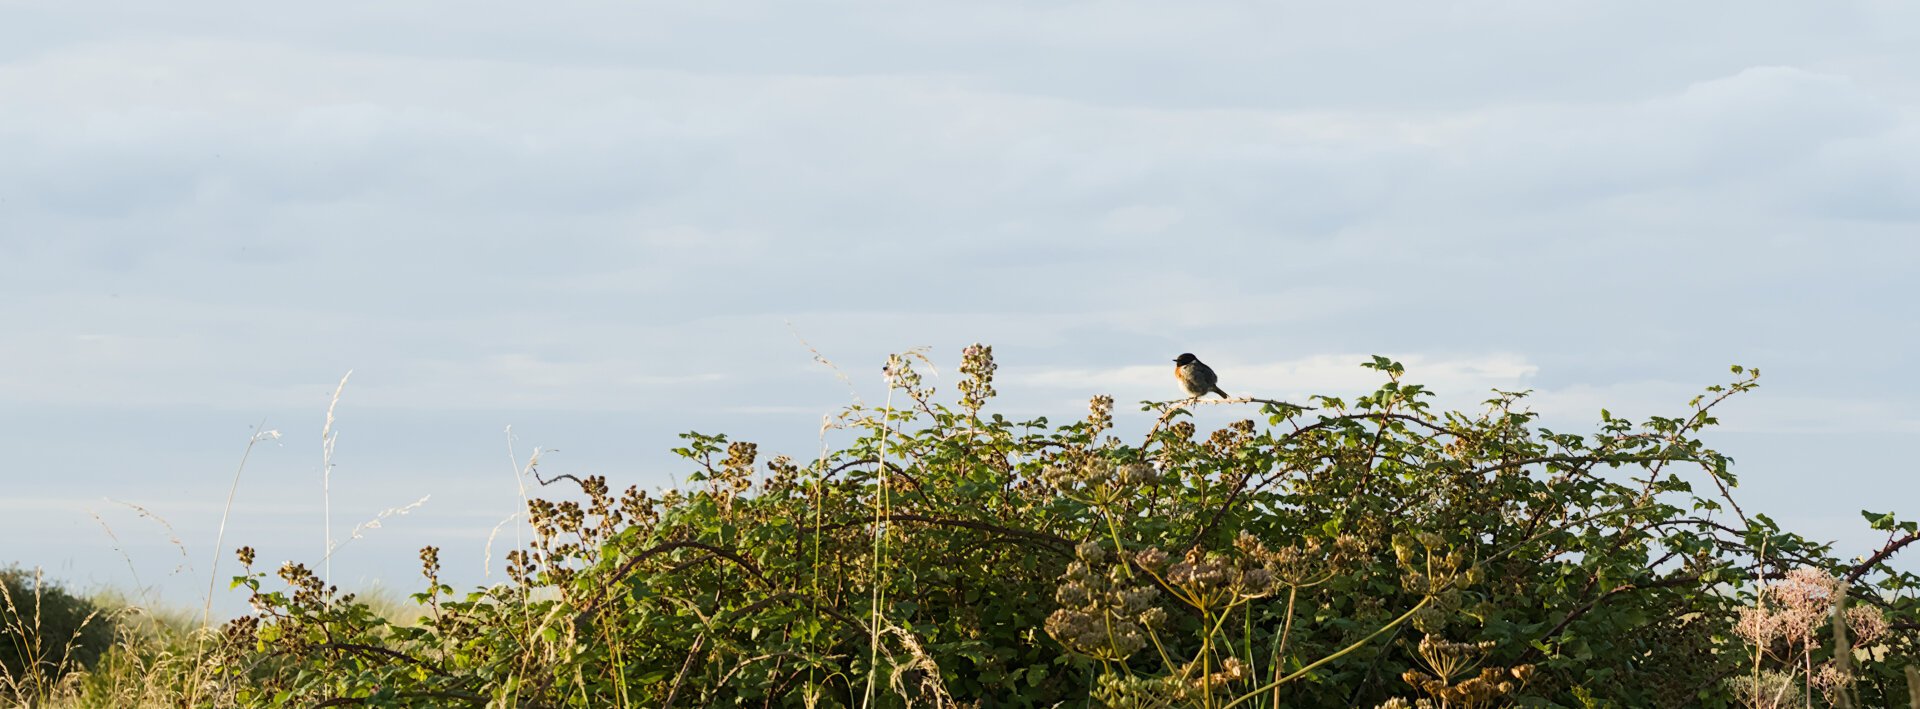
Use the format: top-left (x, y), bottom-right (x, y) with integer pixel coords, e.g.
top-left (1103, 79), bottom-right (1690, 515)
top-left (43, 347), bottom-right (1920, 707)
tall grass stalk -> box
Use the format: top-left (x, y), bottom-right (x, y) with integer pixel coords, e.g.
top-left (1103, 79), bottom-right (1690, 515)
top-left (202, 423), bottom-right (278, 630)
top-left (1906, 665), bottom-right (1920, 708)
top-left (321, 371), bottom-right (352, 581)
top-left (190, 422), bottom-right (278, 707)
top-left (84, 513), bottom-right (143, 597)
top-left (863, 382), bottom-right (895, 707)
top-left (504, 426), bottom-right (531, 573)
top-left (807, 413), bottom-right (834, 707)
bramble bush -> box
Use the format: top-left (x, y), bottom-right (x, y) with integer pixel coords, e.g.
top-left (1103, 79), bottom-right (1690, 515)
top-left (169, 348), bottom-right (1920, 706)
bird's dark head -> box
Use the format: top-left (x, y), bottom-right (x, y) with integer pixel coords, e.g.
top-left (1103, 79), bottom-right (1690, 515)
top-left (1173, 353), bottom-right (1198, 365)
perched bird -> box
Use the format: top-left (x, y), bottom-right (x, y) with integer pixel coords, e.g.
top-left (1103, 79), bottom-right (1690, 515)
top-left (1172, 353), bottom-right (1230, 399)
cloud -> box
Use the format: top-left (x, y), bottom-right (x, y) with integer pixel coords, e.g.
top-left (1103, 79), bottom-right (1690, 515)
top-left (3, 40), bottom-right (1916, 439)
top-left (4, 2), bottom-right (1920, 607)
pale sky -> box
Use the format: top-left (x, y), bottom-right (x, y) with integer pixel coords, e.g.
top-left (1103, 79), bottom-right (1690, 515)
top-left (3, 1), bottom-right (1917, 613)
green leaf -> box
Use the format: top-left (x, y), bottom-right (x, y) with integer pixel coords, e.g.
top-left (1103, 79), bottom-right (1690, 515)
top-left (1864, 510), bottom-right (1897, 531)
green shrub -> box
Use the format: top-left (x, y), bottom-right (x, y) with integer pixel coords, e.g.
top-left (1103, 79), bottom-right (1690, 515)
top-left (0, 566), bottom-right (116, 697)
top-left (201, 348), bottom-right (1919, 707)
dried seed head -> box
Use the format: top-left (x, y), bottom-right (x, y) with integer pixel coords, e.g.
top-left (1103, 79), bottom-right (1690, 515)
top-left (1753, 567), bottom-right (1841, 645)
top-left (1045, 549), bottom-right (1159, 662)
top-left (1735, 605), bottom-right (1781, 647)
top-left (1847, 605), bottom-right (1888, 646)
top-left (1728, 670), bottom-right (1800, 709)
top-left (1132, 547), bottom-right (1168, 571)
top-left (883, 353), bottom-right (923, 392)
top-left (959, 344), bottom-right (998, 412)
top-left (1074, 540), bottom-right (1108, 564)
top-left (1087, 395), bottom-right (1115, 434)
top-left (419, 545), bottom-right (441, 579)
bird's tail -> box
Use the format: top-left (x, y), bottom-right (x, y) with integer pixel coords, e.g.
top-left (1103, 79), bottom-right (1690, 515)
top-left (1211, 386), bottom-right (1231, 398)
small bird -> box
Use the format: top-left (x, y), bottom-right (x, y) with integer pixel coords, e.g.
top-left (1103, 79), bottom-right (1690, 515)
top-left (1173, 353), bottom-right (1230, 399)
